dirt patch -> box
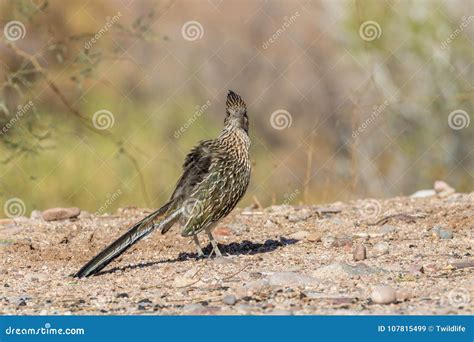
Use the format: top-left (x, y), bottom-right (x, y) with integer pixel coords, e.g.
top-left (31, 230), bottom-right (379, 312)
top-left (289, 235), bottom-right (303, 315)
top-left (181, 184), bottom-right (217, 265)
top-left (1, 193), bottom-right (473, 315)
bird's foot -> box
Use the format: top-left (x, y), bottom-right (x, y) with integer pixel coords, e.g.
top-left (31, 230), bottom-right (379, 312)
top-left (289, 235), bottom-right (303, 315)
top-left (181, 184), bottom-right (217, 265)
top-left (196, 249), bottom-right (205, 258)
top-left (193, 235), bottom-right (205, 259)
top-left (213, 245), bottom-right (223, 258)
top-left (206, 230), bottom-right (223, 258)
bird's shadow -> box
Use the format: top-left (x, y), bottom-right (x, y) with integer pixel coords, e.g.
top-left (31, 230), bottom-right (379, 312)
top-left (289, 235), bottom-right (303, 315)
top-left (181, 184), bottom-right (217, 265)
top-left (95, 237), bottom-right (298, 276)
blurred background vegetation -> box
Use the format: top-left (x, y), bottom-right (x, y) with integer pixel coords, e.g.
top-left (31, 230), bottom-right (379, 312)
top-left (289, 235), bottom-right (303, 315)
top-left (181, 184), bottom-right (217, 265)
top-left (0, 0), bottom-right (472, 218)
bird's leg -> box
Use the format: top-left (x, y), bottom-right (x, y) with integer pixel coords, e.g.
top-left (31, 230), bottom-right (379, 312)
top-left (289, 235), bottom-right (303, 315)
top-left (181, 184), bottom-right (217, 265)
top-left (206, 230), bottom-right (222, 257)
top-left (193, 235), bottom-right (204, 257)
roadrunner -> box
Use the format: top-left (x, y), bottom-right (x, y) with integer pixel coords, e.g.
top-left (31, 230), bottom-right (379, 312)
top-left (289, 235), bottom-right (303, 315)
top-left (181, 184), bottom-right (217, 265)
top-left (75, 91), bottom-right (251, 278)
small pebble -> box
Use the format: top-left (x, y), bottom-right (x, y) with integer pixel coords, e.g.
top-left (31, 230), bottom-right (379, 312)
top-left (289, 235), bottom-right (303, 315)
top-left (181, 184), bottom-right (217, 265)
top-left (410, 189), bottom-right (435, 198)
top-left (138, 298), bottom-right (152, 310)
top-left (423, 264), bottom-right (437, 273)
top-left (371, 285), bottom-right (397, 304)
top-left (434, 180), bottom-right (455, 197)
top-left (138, 298), bottom-right (152, 304)
top-left (431, 225), bottom-right (453, 239)
top-left (307, 232), bottom-right (322, 242)
top-left (30, 210), bottom-right (42, 220)
top-left (353, 232), bottom-right (369, 239)
top-left (321, 235), bottom-right (336, 248)
top-left (379, 225), bottom-right (397, 235)
top-left (331, 236), bottom-right (353, 248)
top-left (78, 211), bottom-right (92, 219)
top-left (223, 295), bottom-right (237, 305)
top-left (408, 265), bottom-right (424, 275)
top-left (353, 244), bottom-right (367, 261)
top-left (288, 230), bottom-right (310, 240)
top-left (287, 209), bottom-right (311, 222)
top-left (439, 229), bottom-right (453, 239)
top-left (263, 220), bottom-right (276, 228)
top-left (373, 242), bottom-right (390, 255)
top-left (41, 207), bottom-right (81, 221)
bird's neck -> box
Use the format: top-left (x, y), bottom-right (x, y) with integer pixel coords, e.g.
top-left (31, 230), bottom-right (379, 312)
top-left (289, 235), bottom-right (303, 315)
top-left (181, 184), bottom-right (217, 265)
top-left (218, 125), bottom-right (251, 152)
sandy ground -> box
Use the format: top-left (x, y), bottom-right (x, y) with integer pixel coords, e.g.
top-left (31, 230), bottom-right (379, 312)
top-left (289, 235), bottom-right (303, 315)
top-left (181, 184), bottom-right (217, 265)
top-left (1, 193), bottom-right (473, 315)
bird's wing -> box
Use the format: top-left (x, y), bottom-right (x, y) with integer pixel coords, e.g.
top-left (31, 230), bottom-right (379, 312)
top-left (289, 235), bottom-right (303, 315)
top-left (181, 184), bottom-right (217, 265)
top-left (169, 139), bottom-right (214, 204)
top-left (180, 148), bottom-right (250, 237)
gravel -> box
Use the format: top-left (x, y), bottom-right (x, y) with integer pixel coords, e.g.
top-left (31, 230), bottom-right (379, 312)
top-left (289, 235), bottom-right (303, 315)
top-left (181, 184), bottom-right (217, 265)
top-left (267, 272), bottom-right (319, 286)
top-left (0, 193), bottom-right (473, 315)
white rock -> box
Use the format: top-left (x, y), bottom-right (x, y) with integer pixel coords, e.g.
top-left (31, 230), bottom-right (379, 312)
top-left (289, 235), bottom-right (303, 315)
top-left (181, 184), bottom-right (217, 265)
top-left (30, 210), bottom-right (43, 220)
top-left (371, 285), bottom-right (396, 304)
top-left (434, 180), bottom-right (454, 193)
top-left (410, 189), bottom-right (435, 198)
top-left (373, 242), bottom-right (390, 255)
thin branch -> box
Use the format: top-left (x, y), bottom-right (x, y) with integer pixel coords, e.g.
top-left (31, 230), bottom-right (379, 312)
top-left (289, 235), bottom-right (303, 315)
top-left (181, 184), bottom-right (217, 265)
top-left (6, 42), bottom-right (152, 207)
top-left (368, 212), bottom-right (428, 226)
top-left (222, 264), bottom-right (250, 281)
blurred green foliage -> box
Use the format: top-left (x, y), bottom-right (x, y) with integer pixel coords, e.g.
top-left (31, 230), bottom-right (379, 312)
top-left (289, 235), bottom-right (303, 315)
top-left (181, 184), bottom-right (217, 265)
top-left (0, 0), bottom-right (472, 218)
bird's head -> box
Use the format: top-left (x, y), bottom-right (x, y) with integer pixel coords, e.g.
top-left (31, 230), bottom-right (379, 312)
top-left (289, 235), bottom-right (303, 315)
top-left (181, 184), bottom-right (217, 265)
top-left (224, 90), bottom-right (249, 133)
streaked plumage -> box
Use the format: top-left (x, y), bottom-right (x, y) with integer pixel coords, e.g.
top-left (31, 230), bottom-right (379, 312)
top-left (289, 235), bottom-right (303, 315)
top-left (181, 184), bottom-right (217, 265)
top-left (75, 90), bottom-right (250, 278)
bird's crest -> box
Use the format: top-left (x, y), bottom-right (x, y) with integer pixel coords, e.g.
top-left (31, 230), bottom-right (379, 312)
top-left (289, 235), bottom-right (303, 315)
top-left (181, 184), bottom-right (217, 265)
top-left (226, 90), bottom-right (246, 112)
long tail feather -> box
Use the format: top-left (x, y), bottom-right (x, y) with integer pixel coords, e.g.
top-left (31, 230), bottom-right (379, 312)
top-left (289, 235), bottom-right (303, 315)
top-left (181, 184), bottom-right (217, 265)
top-left (74, 202), bottom-right (179, 278)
